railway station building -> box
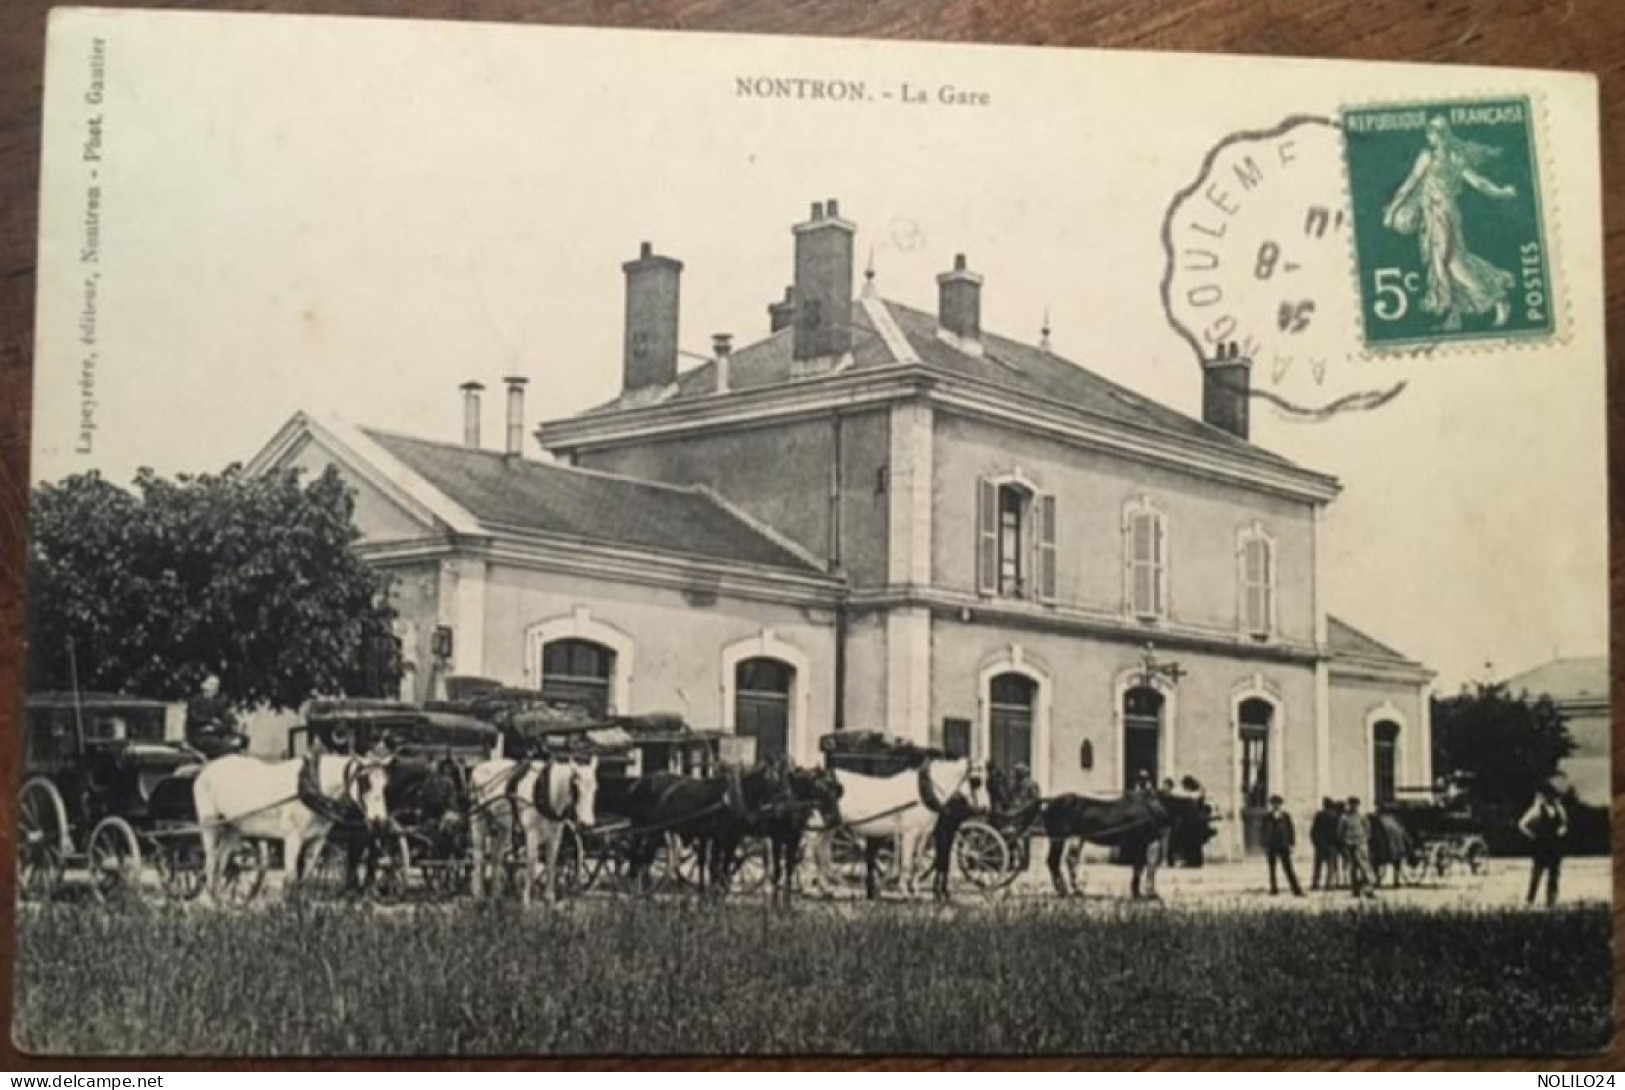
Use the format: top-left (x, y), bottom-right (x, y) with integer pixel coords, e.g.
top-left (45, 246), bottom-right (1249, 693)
top-left (250, 199), bottom-right (1435, 858)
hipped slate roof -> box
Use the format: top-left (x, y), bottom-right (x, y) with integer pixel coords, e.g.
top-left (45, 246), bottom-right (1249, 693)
top-left (587, 295), bottom-right (1297, 472)
top-left (363, 429), bottom-right (824, 574)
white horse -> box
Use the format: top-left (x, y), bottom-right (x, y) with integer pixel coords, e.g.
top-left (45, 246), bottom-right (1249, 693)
top-left (828, 757), bottom-right (980, 899)
top-left (469, 755), bottom-right (598, 907)
top-left (193, 754), bottom-right (391, 902)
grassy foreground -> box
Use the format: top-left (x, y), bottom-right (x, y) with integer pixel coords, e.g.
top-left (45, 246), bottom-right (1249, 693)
top-left (13, 899), bottom-right (1614, 1056)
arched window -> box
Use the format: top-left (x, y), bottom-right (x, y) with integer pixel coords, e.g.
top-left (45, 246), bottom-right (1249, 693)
top-left (541, 638), bottom-right (616, 718)
top-left (1122, 685), bottom-right (1164, 790)
top-left (1239, 698), bottom-right (1273, 811)
top-left (1373, 720), bottom-right (1401, 806)
top-left (735, 657), bottom-right (793, 761)
top-left (988, 672), bottom-right (1038, 772)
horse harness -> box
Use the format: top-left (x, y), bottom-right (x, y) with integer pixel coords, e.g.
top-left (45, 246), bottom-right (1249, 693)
top-left (296, 754), bottom-right (375, 827)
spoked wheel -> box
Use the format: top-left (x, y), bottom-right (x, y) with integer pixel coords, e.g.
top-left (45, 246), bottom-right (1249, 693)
top-left (87, 816), bottom-right (143, 903)
top-left (1462, 837), bottom-right (1489, 876)
top-left (726, 838), bottom-right (770, 896)
top-left (306, 838), bottom-right (362, 899)
top-left (367, 835), bottom-right (413, 903)
top-left (154, 835), bottom-right (207, 902)
top-left (1428, 841), bottom-right (1453, 880)
top-left (18, 778), bottom-right (69, 902)
top-left (954, 820), bottom-right (1012, 896)
top-left (818, 827), bottom-right (895, 894)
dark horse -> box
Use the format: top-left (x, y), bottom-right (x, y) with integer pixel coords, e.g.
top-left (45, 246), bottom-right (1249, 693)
top-left (747, 765), bottom-right (843, 903)
top-left (338, 756), bottom-right (469, 894)
top-left (619, 762), bottom-right (790, 895)
top-left (1041, 788), bottom-right (1217, 900)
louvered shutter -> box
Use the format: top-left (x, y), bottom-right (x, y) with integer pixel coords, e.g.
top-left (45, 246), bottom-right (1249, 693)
top-left (976, 478), bottom-right (998, 595)
top-left (1035, 492), bottom-right (1057, 602)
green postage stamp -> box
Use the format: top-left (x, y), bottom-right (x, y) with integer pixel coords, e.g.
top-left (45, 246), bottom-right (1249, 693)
top-left (1341, 97), bottom-right (1553, 349)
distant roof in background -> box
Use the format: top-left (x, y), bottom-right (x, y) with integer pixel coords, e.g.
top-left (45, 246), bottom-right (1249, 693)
top-left (583, 294), bottom-right (1298, 473)
top-left (1502, 657), bottom-right (1610, 703)
top-left (363, 429), bottom-right (824, 574)
top-left (1327, 616), bottom-right (1425, 669)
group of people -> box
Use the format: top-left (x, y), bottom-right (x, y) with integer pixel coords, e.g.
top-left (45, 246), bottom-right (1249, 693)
top-left (1270, 795), bottom-right (1382, 899)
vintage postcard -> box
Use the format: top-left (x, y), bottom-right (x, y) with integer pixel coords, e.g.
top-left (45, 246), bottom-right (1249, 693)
top-left (15, 8), bottom-right (1610, 1056)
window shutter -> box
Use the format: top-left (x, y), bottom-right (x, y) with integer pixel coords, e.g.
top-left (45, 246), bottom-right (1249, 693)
top-left (976, 478), bottom-right (998, 595)
top-left (1035, 492), bottom-right (1057, 602)
top-left (1153, 515), bottom-right (1167, 615)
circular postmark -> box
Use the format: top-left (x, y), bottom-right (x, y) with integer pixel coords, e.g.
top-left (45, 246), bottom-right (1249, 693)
top-left (1161, 115), bottom-right (1406, 421)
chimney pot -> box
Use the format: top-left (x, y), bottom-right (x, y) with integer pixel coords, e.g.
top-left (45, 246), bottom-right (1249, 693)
top-left (713, 333), bottom-right (733, 395)
top-left (503, 376), bottom-right (528, 457)
top-left (459, 381), bottom-right (485, 449)
top-left (640, 241), bottom-right (652, 258)
top-left (826, 199), bottom-right (839, 217)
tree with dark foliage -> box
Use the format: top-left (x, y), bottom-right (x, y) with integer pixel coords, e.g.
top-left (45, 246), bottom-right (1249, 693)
top-left (28, 464), bottom-right (400, 710)
top-left (1431, 682), bottom-right (1575, 808)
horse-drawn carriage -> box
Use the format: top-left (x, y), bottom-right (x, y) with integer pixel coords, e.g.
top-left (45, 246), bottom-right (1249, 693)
top-left (812, 731), bottom-right (1015, 898)
top-left (1376, 785), bottom-right (1491, 886)
top-left (17, 692), bottom-right (264, 902)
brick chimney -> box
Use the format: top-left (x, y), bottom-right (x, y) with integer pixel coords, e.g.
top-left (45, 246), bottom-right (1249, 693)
top-left (768, 285), bottom-right (796, 334)
top-left (712, 333), bottom-right (733, 395)
top-left (622, 241), bottom-right (683, 394)
top-left (459, 381), bottom-right (484, 449)
top-left (1202, 342), bottom-right (1252, 441)
top-left (936, 253), bottom-right (983, 351)
top-left (503, 376), bottom-right (528, 456)
top-left (791, 199), bottom-right (854, 364)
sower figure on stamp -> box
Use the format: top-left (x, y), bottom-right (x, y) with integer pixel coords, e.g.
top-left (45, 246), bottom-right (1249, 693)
top-left (186, 674), bottom-right (248, 759)
top-left (1310, 797), bottom-right (1343, 891)
top-left (1382, 115), bottom-right (1519, 332)
top-left (1518, 776), bottom-right (1569, 907)
top-left (1263, 795), bottom-right (1304, 897)
top-left (1339, 796), bottom-right (1377, 899)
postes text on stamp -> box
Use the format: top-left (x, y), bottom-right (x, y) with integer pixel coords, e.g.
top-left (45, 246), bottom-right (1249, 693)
top-left (1342, 97), bottom-right (1552, 350)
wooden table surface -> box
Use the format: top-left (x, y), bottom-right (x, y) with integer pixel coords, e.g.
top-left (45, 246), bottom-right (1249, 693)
top-left (0, 0), bottom-right (1620, 1070)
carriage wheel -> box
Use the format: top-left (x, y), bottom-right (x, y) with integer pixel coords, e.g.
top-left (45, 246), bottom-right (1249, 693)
top-left (87, 817), bottom-right (144, 902)
top-left (1462, 838), bottom-right (1489, 876)
top-left (954, 820), bottom-right (1011, 895)
top-left (306, 838), bottom-right (358, 899)
top-left (818, 826), bottom-right (879, 892)
top-left (154, 835), bottom-right (207, 902)
top-left (1428, 840), bottom-right (1453, 880)
top-left (18, 778), bottom-right (70, 902)
top-left (220, 840), bottom-right (268, 905)
top-left (728, 838), bottom-right (770, 896)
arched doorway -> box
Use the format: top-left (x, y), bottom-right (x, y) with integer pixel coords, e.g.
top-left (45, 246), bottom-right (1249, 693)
top-left (734, 657), bottom-right (793, 761)
top-left (1238, 697), bottom-right (1274, 854)
top-left (540, 638), bottom-right (616, 718)
top-left (1372, 719), bottom-right (1401, 806)
top-left (988, 672), bottom-right (1037, 773)
top-left (1122, 686), bottom-right (1164, 790)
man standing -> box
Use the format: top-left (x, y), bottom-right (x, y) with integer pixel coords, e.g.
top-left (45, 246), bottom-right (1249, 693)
top-left (1310, 797), bottom-right (1342, 891)
top-left (1262, 795), bottom-right (1305, 897)
top-left (1339, 796), bottom-right (1377, 899)
top-left (1518, 777), bottom-right (1569, 907)
top-left (185, 675), bottom-right (248, 759)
